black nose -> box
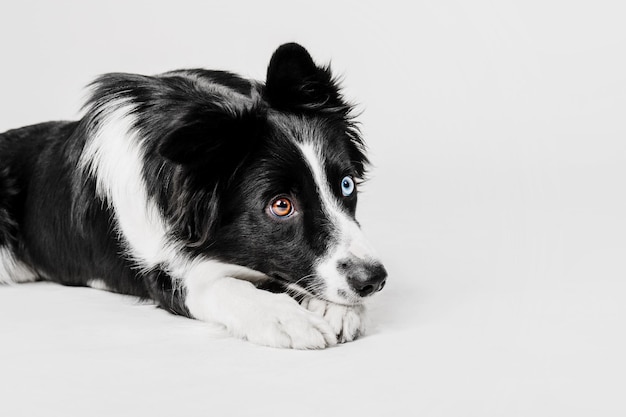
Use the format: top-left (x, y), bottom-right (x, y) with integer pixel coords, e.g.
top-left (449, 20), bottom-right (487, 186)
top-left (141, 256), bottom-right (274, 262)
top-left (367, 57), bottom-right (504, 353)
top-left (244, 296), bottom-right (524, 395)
top-left (345, 262), bottom-right (388, 297)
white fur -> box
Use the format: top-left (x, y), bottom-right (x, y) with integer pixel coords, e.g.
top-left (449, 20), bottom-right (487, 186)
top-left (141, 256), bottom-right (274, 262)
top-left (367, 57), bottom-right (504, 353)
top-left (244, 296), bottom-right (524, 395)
top-left (348, 239), bottom-right (375, 260)
top-left (301, 297), bottom-right (367, 343)
top-left (0, 247), bottom-right (37, 284)
top-left (184, 260), bottom-right (337, 349)
top-left (297, 142), bottom-right (380, 304)
top-left (79, 101), bottom-right (180, 270)
top-left (86, 279), bottom-right (110, 291)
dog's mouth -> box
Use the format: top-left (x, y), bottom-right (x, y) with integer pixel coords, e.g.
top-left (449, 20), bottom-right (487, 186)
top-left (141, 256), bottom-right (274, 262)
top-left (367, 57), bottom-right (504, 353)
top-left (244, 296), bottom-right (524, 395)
top-left (268, 272), bottom-right (363, 307)
top-left (268, 272), bottom-right (310, 294)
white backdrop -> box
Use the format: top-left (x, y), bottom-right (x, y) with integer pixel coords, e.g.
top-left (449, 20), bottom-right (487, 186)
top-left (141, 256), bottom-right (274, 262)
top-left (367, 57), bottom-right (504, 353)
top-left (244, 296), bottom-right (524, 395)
top-left (1, 1), bottom-right (625, 416)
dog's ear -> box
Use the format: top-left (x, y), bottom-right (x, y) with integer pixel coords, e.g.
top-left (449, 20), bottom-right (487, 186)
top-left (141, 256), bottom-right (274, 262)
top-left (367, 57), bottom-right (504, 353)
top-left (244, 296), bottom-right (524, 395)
top-left (158, 104), bottom-right (265, 172)
top-left (265, 43), bottom-right (343, 111)
top-left (156, 103), bottom-right (266, 249)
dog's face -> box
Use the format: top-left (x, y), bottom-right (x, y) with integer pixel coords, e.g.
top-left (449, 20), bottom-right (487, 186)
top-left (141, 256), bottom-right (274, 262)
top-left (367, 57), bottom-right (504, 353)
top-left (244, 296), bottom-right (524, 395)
top-left (213, 114), bottom-right (387, 305)
top-left (154, 44), bottom-right (386, 305)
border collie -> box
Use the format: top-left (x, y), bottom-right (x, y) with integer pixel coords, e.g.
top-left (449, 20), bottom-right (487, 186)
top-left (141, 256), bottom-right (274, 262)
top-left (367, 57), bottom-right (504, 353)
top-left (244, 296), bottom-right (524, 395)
top-left (0, 43), bottom-right (387, 349)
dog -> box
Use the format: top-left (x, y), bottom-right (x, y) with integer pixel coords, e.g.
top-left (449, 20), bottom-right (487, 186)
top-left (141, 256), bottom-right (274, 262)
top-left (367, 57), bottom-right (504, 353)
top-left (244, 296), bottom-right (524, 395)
top-left (0, 43), bottom-right (387, 349)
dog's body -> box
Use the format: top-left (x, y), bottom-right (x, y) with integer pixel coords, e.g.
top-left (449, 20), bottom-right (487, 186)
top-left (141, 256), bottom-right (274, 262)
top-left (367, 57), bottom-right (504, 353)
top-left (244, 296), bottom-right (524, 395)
top-left (0, 44), bottom-right (386, 348)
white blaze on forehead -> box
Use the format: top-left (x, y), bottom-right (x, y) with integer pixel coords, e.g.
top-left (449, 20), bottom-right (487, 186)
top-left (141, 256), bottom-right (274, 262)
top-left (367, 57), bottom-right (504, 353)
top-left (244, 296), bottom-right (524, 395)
top-left (298, 143), bottom-right (343, 223)
top-left (297, 141), bottom-right (371, 251)
top-left (296, 141), bottom-right (379, 304)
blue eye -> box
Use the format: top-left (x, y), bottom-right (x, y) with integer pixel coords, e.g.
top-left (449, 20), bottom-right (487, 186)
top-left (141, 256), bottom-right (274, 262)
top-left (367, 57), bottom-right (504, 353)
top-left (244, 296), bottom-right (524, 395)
top-left (341, 176), bottom-right (355, 197)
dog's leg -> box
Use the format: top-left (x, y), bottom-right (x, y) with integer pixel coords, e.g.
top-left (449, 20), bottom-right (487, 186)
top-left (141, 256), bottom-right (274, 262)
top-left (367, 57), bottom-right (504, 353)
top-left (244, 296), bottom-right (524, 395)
top-left (183, 261), bottom-right (338, 349)
top-left (142, 269), bottom-right (191, 317)
top-left (300, 297), bottom-right (368, 343)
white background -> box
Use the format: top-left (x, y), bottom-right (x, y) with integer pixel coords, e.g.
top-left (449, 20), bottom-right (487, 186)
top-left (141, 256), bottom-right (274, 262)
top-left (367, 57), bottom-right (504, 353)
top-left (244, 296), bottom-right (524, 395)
top-left (1, 1), bottom-right (625, 415)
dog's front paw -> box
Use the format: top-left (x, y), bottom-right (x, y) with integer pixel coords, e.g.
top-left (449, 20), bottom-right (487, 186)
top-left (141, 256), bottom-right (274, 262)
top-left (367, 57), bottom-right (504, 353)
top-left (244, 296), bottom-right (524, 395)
top-left (301, 298), bottom-right (367, 343)
top-left (230, 293), bottom-right (338, 349)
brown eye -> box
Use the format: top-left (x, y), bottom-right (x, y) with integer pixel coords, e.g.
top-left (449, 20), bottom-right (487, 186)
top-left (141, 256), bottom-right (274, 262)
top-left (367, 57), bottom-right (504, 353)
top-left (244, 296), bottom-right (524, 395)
top-left (270, 198), bottom-right (294, 217)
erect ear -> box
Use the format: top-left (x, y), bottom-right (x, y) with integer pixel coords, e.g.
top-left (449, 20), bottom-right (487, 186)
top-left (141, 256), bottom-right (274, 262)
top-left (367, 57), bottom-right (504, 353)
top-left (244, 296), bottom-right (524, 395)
top-left (158, 103), bottom-right (266, 173)
top-left (264, 43), bottom-right (343, 111)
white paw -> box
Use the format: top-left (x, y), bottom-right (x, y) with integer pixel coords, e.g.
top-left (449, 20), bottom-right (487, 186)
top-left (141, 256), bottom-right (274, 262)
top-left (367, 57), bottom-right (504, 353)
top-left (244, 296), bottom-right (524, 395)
top-left (225, 292), bottom-right (338, 349)
top-left (186, 277), bottom-right (339, 349)
top-left (301, 297), bottom-right (367, 343)
top-left (233, 293), bottom-right (338, 349)
top-left (186, 278), bottom-right (337, 349)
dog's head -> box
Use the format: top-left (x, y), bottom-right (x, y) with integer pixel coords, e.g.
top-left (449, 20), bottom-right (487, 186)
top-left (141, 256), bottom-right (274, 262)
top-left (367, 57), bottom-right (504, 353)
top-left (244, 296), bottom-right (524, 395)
top-left (92, 43), bottom-right (386, 305)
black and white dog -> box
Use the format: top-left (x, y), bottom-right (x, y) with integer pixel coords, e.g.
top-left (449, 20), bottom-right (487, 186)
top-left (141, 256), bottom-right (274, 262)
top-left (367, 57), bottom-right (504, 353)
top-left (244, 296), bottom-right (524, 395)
top-left (0, 43), bottom-right (387, 349)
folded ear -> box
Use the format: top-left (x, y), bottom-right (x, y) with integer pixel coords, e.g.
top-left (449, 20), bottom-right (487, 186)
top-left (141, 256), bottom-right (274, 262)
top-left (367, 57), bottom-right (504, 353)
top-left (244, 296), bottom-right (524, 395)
top-left (158, 103), bottom-right (266, 173)
top-left (156, 103), bottom-right (266, 249)
top-left (264, 43), bottom-right (343, 111)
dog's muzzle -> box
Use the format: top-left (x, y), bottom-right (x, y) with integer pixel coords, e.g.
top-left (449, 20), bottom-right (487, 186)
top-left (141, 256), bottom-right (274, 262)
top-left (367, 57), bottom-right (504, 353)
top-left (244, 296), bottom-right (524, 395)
top-left (338, 258), bottom-right (388, 297)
